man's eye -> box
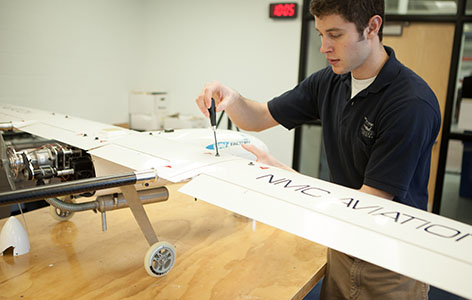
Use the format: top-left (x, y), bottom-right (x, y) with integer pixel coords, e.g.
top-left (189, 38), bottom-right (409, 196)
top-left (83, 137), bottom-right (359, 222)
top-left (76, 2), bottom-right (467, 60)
top-left (329, 33), bottom-right (341, 39)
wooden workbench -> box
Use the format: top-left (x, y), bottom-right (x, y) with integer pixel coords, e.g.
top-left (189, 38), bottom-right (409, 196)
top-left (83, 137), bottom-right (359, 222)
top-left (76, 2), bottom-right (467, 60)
top-left (0, 184), bottom-right (326, 300)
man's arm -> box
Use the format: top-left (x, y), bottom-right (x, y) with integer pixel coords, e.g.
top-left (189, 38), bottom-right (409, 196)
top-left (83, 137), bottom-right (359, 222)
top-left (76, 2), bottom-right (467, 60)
top-left (243, 143), bottom-right (396, 199)
top-left (241, 142), bottom-right (395, 200)
top-left (359, 184), bottom-right (394, 200)
top-left (225, 96), bottom-right (278, 132)
top-left (195, 80), bottom-right (278, 132)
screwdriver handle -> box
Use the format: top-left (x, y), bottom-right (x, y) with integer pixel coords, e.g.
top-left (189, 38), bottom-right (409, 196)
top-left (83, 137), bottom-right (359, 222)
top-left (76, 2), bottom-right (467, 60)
top-left (208, 98), bottom-right (217, 127)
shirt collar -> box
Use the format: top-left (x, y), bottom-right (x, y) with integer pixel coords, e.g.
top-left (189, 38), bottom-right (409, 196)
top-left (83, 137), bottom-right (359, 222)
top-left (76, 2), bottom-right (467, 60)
top-left (341, 46), bottom-right (401, 95)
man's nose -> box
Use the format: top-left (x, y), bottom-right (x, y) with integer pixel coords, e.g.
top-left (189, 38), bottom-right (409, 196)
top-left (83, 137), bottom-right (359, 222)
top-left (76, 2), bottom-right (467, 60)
top-left (320, 37), bottom-right (332, 54)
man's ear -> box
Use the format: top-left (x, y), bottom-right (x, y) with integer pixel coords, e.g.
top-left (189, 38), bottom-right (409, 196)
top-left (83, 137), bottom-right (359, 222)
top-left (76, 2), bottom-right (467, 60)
top-left (366, 15), bottom-right (382, 39)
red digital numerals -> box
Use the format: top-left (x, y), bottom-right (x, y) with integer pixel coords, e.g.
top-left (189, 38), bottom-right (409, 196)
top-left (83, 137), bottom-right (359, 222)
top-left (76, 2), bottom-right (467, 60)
top-left (270, 3), bottom-right (297, 18)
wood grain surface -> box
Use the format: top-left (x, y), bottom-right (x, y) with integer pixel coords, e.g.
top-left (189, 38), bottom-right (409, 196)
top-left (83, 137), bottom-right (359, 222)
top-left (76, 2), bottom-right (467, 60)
top-left (0, 184), bottom-right (326, 300)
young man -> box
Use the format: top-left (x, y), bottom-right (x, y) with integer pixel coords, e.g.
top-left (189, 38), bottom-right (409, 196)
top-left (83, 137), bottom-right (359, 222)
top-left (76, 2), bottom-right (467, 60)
top-left (195, 0), bottom-right (440, 299)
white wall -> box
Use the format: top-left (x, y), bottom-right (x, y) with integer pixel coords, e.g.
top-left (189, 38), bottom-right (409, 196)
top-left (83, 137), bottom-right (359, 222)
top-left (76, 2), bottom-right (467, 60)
top-left (0, 0), bottom-right (302, 165)
top-left (0, 0), bottom-right (145, 123)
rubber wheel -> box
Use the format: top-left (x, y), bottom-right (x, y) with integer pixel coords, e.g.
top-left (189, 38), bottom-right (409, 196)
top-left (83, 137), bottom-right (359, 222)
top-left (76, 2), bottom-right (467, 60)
top-left (144, 241), bottom-right (176, 277)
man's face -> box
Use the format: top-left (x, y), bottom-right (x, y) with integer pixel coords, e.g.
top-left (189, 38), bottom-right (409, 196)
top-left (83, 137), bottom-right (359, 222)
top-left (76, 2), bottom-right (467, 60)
top-left (315, 14), bottom-right (371, 76)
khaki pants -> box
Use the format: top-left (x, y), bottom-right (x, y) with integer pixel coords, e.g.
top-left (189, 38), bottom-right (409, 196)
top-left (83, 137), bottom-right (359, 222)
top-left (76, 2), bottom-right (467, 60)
top-left (320, 249), bottom-right (429, 300)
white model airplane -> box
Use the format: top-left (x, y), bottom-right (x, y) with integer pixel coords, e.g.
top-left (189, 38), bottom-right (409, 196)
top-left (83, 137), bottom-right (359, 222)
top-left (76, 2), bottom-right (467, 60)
top-left (0, 103), bottom-right (471, 299)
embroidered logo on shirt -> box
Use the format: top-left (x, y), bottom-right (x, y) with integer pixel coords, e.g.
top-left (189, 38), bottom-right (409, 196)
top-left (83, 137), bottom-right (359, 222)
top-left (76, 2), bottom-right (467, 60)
top-left (361, 117), bottom-right (375, 139)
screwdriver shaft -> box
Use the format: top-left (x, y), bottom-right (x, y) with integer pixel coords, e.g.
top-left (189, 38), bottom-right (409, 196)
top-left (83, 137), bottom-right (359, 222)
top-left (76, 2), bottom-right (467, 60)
top-left (212, 127), bottom-right (220, 156)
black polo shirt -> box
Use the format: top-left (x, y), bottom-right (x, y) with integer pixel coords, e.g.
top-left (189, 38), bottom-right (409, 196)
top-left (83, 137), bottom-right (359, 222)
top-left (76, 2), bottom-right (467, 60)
top-left (268, 47), bottom-right (441, 210)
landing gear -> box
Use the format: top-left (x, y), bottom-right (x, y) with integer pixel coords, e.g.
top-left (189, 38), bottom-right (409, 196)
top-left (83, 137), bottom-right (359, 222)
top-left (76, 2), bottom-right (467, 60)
top-left (144, 241), bottom-right (176, 277)
top-left (49, 197), bottom-right (75, 222)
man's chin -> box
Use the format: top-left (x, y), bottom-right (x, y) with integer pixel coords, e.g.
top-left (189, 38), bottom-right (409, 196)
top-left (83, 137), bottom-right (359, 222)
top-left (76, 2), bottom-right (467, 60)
top-left (330, 65), bottom-right (348, 75)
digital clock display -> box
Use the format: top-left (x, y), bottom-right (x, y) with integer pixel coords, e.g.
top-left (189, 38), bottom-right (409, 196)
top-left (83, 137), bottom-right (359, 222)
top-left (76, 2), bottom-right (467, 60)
top-left (269, 3), bottom-right (298, 18)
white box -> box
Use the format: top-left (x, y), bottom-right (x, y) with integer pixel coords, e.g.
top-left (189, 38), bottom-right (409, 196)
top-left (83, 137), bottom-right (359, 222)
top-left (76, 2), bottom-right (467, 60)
top-left (164, 114), bottom-right (207, 129)
top-left (129, 91), bottom-right (168, 131)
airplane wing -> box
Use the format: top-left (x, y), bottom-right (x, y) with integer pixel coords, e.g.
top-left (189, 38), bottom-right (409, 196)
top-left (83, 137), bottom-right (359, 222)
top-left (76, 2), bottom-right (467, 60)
top-left (180, 163), bottom-right (472, 299)
top-left (1, 103), bottom-right (471, 299)
top-left (0, 104), bottom-right (240, 183)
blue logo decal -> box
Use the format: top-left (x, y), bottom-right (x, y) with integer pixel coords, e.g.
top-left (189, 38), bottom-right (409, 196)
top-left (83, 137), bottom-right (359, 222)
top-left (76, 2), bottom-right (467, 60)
top-left (205, 139), bottom-right (250, 150)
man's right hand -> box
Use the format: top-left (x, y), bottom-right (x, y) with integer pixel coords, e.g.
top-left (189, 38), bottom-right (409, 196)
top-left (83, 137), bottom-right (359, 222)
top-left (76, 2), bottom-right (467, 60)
top-left (195, 80), bottom-right (240, 118)
top-left (195, 81), bottom-right (278, 132)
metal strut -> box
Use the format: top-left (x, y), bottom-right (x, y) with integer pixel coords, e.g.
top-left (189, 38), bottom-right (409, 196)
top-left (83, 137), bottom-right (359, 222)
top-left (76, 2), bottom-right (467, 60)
top-left (0, 169), bottom-right (162, 246)
top-left (121, 185), bottom-right (159, 246)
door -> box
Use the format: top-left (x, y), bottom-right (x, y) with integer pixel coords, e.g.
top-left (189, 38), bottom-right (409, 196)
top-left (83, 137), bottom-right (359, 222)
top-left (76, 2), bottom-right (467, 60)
top-left (383, 22), bottom-right (455, 211)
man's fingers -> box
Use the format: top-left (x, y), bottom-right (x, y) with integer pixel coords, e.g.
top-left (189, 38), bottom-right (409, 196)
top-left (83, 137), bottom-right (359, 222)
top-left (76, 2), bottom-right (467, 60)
top-left (195, 92), bottom-right (210, 118)
top-left (196, 80), bottom-right (232, 118)
top-left (203, 86), bottom-right (214, 109)
top-left (241, 143), bottom-right (292, 172)
top-left (195, 98), bottom-right (209, 118)
top-left (241, 144), bottom-right (263, 160)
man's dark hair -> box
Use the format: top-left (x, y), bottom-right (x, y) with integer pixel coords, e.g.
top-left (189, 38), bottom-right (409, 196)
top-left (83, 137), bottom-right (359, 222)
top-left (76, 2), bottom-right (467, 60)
top-left (309, 0), bottom-right (385, 41)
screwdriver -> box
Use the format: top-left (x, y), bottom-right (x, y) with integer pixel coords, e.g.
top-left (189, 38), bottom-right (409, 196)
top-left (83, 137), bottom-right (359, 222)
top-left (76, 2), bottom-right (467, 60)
top-left (208, 98), bottom-right (220, 157)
